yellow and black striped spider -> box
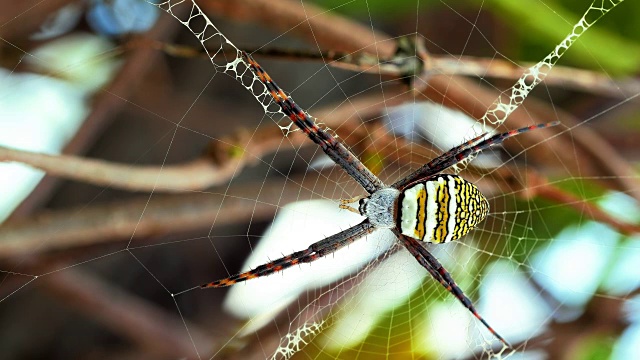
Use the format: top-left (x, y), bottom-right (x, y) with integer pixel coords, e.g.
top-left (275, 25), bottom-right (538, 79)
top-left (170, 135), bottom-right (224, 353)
top-left (201, 51), bottom-right (559, 348)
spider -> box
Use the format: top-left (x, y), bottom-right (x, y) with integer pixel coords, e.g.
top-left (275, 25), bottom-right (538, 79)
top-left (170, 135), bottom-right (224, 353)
top-left (201, 51), bottom-right (560, 348)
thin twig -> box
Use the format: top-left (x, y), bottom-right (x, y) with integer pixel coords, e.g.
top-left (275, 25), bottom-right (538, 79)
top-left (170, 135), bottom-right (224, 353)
top-left (26, 261), bottom-right (213, 358)
top-left (0, 147), bottom-right (238, 192)
top-left (522, 92), bottom-right (640, 204)
top-left (9, 9), bottom-right (183, 218)
top-left (0, 173), bottom-right (359, 257)
top-left (430, 55), bottom-right (640, 99)
top-left (524, 171), bottom-right (640, 235)
top-left (0, 91), bottom-right (413, 192)
top-left (143, 38), bottom-right (640, 98)
top-left (201, 0), bottom-right (394, 55)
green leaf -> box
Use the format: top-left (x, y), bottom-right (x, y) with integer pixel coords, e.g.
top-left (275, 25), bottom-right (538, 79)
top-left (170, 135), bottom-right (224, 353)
top-left (487, 0), bottom-right (640, 75)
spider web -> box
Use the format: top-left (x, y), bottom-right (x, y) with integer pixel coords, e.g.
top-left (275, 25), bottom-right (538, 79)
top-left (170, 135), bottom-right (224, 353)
top-left (0, 0), bottom-right (638, 359)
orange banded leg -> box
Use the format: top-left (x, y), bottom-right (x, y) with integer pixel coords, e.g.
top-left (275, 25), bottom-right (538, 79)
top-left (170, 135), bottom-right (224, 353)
top-left (241, 51), bottom-right (385, 194)
top-left (393, 121), bottom-right (560, 189)
top-left (428, 132), bottom-right (489, 168)
top-left (453, 121), bottom-right (560, 162)
top-left (201, 220), bottom-right (374, 289)
top-left (201, 248), bottom-right (316, 288)
top-left (395, 230), bottom-right (511, 349)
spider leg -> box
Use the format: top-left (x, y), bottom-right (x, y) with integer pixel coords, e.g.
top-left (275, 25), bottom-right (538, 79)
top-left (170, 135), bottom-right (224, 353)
top-left (427, 131), bottom-right (489, 168)
top-left (201, 220), bottom-right (375, 288)
top-left (393, 121), bottom-right (560, 189)
top-left (242, 52), bottom-right (385, 194)
top-left (394, 230), bottom-right (511, 348)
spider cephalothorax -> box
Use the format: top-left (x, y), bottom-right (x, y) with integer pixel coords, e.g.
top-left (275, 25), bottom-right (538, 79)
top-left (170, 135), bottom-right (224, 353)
top-left (359, 188), bottom-right (400, 228)
top-left (200, 51), bottom-right (560, 348)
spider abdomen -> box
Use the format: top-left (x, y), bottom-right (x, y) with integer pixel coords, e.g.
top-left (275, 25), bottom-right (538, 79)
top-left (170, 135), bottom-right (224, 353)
top-left (398, 174), bottom-right (489, 243)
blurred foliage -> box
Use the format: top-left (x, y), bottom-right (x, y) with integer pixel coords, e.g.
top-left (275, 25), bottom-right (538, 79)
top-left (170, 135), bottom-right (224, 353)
top-left (313, 279), bottom-right (447, 359)
top-left (310, 249), bottom-right (485, 359)
top-left (488, 0), bottom-right (640, 75)
top-left (574, 334), bottom-right (615, 360)
top-left (362, 151), bottom-right (385, 176)
top-left (504, 177), bottom-right (607, 264)
top-left (313, 0), bottom-right (425, 17)
top-left (313, 0), bottom-right (640, 75)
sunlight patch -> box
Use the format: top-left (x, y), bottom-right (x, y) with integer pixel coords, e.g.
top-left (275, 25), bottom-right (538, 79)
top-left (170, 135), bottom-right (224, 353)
top-left (321, 249), bottom-right (426, 349)
top-left (223, 200), bottom-right (395, 325)
top-left (532, 222), bottom-right (619, 309)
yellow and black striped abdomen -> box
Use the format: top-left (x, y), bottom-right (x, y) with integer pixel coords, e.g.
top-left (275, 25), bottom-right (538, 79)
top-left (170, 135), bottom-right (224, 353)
top-left (398, 175), bottom-right (489, 243)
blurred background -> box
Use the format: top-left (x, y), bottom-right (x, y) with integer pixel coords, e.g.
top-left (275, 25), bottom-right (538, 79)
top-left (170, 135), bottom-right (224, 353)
top-left (0, 0), bottom-right (639, 359)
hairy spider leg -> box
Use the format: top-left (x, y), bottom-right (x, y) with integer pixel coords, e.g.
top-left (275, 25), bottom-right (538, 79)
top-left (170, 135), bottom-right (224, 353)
top-left (427, 121), bottom-right (559, 170)
top-left (428, 132), bottom-right (489, 168)
top-left (395, 230), bottom-right (511, 348)
top-left (437, 121), bottom-right (560, 170)
top-left (393, 121), bottom-right (560, 189)
top-left (201, 221), bottom-right (374, 288)
top-left (242, 51), bottom-right (385, 194)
